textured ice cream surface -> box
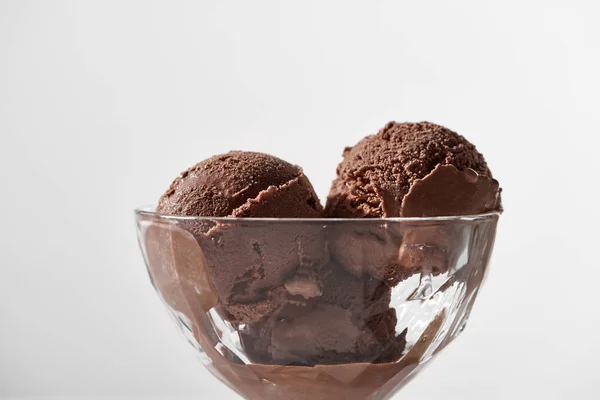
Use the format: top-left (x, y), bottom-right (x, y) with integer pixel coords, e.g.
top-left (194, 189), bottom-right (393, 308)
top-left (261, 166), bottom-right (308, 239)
top-left (158, 151), bottom-right (323, 218)
top-left (325, 121), bottom-right (501, 218)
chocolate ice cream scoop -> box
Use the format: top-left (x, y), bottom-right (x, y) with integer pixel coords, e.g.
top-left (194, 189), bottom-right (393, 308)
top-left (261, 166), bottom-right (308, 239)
top-left (325, 121), bottom-right (501, 218)
top-left (326, 122), bottom-right (501, 283)
top-left (156, 151), bottom-right (327, 325)
top-left (158, 151), bottom-right (322, 218)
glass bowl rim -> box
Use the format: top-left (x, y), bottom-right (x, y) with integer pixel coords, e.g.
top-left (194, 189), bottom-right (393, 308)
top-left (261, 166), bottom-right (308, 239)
top-left (135, 206), bottom-right (501, 223)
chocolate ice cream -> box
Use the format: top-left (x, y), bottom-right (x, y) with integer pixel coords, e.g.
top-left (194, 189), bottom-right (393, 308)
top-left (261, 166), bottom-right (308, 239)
top-left (142, 127), bottom-right (501, 397)
top-left (325, 121), bottom-right (501, 218)
top-left (326, 121), bottom-right (501, 284)
top-left (253, 304), bottom-right (404, 365)
top-left (151, 150), bottom-right (405, 367)
top-left (241, 262), bottom-right (404, 366)
top-left (141, 220), bottom-right (451, 399)
top-left (198, 220), bottom-right (328, 324)
top-left (156, 151), bottom-right (328, 325)
top-left (158, 151), bottom-right (322, 218)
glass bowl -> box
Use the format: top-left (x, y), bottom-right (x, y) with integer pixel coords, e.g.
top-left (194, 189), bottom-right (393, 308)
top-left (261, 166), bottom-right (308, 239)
top-left (135, 207), bottom-right (499, 400)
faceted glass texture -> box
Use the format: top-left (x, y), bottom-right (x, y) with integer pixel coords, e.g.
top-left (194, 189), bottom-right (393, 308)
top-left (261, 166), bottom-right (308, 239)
top-left (135, 208), bottom-right (499, 400)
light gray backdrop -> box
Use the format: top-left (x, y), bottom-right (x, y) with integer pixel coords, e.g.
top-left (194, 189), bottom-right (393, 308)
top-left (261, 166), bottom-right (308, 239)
top-left (1, 0), bottom-right (599, 399)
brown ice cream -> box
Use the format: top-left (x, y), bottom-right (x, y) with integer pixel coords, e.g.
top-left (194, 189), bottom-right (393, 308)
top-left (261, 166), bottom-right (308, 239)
top-left (143, 129), bottom-right (502, 398)
top-left (156, 151), bottom-right (328, 325)
top-left (326, 121), bottom-right (502, 284)
top-left (196, 221), bottom-right (328, 324)
top-left (248, 305), bottom-right (404, 365)
top-left (325, 121), bottom-right (501, 218)
top-left (158, 151), bottom-right (322, 218)
top-left (240, 262), bottom-right (404, 366)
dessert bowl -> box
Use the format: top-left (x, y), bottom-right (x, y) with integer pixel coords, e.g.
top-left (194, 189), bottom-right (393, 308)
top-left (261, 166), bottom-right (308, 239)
top-left (135, 207), bottom-right (499, 400)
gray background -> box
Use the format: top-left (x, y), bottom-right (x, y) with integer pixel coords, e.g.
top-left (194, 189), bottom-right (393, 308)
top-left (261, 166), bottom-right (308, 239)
top-left (1, 0), bottom-right (599, 399)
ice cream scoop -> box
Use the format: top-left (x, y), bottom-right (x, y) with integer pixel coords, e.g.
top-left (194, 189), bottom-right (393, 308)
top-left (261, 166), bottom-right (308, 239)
top-left (156, 151), bottom-right (327, 325)
top-left (325, 121), bottom-right (501, 218)
top-left (326, 122), bottom-right (501, 284)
